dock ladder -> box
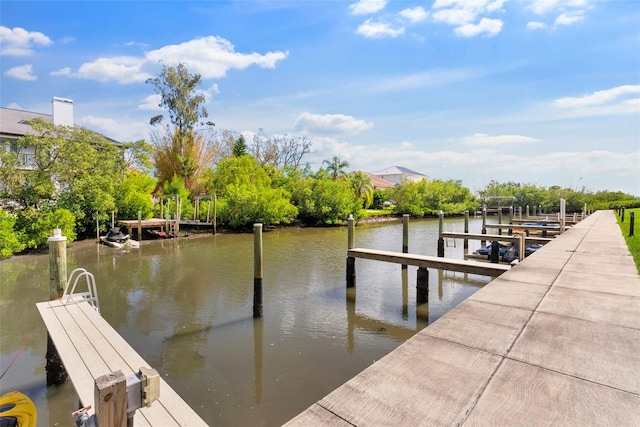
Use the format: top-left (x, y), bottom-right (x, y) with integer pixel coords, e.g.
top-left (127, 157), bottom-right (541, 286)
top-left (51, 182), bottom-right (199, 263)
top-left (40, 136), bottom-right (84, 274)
top-left (62, 268), bottom-right (100, 313)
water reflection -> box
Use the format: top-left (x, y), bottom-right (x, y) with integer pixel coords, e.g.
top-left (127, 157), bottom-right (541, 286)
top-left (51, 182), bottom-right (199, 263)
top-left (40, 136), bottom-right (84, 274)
top-left (0, 217), bottom-right (492, 426)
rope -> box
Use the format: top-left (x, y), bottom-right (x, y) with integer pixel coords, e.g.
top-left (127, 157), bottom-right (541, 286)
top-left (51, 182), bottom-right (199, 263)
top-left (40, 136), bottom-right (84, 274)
top-left (0, 317), bottom-right (38, 381)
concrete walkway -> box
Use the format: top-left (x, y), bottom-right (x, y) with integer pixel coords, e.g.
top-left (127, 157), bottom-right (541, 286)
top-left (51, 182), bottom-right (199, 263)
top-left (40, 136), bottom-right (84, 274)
top-left (285, 210), bottom-right (640, 426)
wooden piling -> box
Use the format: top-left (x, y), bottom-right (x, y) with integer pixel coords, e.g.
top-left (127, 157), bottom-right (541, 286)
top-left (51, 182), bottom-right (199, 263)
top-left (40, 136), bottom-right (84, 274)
top-left (402, 214), bottom-right (409, 270)
top-left (253, 223), bottom-right (263, 318)
top-left (526, 205), bottom-right (530, 218)
top-left (481, 208), bottom-right (487, 247)
top-left (94, 370), bottom-right (127, 427)
top-left (463, 211), bottom-right (469, 250)
top-left (508, 206), bottom-right (513, 235)
top-left (137, 210), bottom-right (142, 241)
top-left (346, 215), bottom-right (356, 288)
top-left (47, 228), bottom-right (68, 385)
top-left (437, 211), bottom-right (445, 257)
top-left (213, 194), bottom-right (217, 235)
top-left (416, 267), bottom-right (429, 304)
top-left (490, 241), bottom-right (500, 263)
top-left (498, 209), bottom-right (503, 236)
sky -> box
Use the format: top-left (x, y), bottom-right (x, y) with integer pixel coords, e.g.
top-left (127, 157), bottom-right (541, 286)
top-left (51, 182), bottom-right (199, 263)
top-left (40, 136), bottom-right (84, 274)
top-left (1, 0), bottom-right (639, 196)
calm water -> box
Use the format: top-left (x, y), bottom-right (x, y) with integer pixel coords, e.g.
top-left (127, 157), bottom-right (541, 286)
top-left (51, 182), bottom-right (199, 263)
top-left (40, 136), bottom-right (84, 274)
top-left (0, 217), bottom-right (491, 426)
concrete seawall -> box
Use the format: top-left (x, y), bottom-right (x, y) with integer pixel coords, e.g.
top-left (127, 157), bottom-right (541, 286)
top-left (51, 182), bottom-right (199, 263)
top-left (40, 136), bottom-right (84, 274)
top-left (286, 210), bottom-right (640, 426)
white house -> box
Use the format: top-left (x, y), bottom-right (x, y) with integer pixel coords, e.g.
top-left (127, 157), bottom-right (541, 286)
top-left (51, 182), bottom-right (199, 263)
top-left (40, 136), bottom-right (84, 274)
top-left (0, 97), bottom-right (120, 170)
top-left (370, 166), bottom-right (428, 185)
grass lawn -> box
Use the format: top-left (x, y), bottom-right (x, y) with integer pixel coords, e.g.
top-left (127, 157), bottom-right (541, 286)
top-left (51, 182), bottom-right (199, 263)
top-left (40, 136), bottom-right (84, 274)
top-left (360, 208), bottom-right (395, 218)
top-left (615, 207), bottom-right (640, 274)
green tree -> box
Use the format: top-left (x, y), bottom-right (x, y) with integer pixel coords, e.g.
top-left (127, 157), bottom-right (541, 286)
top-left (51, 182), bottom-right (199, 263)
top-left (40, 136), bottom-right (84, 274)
top-left (147, 63), bottom-right (217, 193)
top-left (115, 170), bottom-right (157, 220)
top-left (350, 171), bottom-right (374, 209)
top-left (233, 135), bottom-right (247, 157)
top-left (323, 156), bottom-right (350, 180)
top-left (0, 209), bottom-right (25, 258)
top-left (209, 156), bottom-right (297, 228)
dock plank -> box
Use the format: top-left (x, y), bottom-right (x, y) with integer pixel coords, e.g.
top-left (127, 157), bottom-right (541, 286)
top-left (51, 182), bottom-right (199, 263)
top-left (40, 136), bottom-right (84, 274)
top-left (348, 248), bottom-right (510, 276)
top-left (37, 299), bottom-right (207, 426)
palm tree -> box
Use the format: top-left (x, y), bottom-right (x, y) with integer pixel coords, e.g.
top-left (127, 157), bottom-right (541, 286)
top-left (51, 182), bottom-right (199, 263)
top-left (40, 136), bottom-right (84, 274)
top-left (350, 171), bottom-right (374, 209)
top-left (323, 156), bottom-right (350, 180)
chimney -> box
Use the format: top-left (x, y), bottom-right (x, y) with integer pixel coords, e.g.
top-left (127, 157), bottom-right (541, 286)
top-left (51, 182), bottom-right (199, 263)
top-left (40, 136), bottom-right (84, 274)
top-left (52, 97), bottom-right (74, 127)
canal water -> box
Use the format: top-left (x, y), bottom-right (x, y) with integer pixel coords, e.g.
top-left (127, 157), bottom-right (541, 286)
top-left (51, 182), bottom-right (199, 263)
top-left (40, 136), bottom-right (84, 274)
top-left (0, 216), bottom-right (491, 426)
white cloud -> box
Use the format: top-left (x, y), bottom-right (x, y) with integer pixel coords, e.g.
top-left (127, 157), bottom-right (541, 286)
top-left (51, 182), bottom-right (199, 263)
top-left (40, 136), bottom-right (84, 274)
top-left (0, 26), bottom-right (52, 56)
top-left (349, 0), bottom-right (387, 16)
top-left (554, 85), bottom-right (640, 108)
top-left (455, 18), bottom-right (503, 37)
top-left (461, 133), bottom-right (540, 145)
top-left (399, 7), bottom-right (429, 23)
top-left (79, 115), bottom-right (151, 142)
top-left (356, 19), bottom-right (405, 38)
top-left (4, 64), bottom-right (37, 81)
top-left (146, 36), bottom-right (288, 78)
top-left (196, 84), bottom-right (220, 102)
top-left (430, 0), bottom-right (506, 37)
top-left (294, 112), bottom-right (373, 136)
top-left (6, 102), bottom-right (22, 109)
top-left (76, 56), bottom-right (150, 84)
top-left (66, 36), bottom-right (288, 84)
top-left (554, 11), bottom-right (585, 26)
top-left (50, 67), bottom-right (71, 76)
top-left (138, 94), bottom-right (163, 111)
top-left (526, 21), bottom-right (548, 30)
top-left (528, 0), bottom-right (562, 15)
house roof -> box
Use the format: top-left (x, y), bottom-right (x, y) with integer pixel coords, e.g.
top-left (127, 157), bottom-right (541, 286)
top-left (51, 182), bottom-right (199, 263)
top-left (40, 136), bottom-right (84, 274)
top-left (361, 171), bottom-right (396, 189)
top-left (0, 107), bottom-right (51, 138)
top-left (0, 106), bottom-right (121, 145)
top-left (370, 166), bottom-right (427, 176)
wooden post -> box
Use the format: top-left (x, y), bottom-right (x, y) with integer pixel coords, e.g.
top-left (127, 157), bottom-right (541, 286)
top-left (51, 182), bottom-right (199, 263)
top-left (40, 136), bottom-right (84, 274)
top-left (621, 207), bottom-right (625, 222)
top-left (560, 198), bottom-right (566, 233)
top-left (490, 241), bottom-right (500, 263)
top-left (253, 223), bottom-right (263, 318)
top-left (526, 205), bottom-right (529, 218)
top-left (346, 215), bottom-right (355, 288)
top-left (630, 212), bottom-right (635, 237)
top-left (96, 211), bottom-right (100, 242)
top-left (518, 206), bottom-right (522, 220)
top-left (508, 206), bottom-right (513, 235)
top-left (463, 211), bottom-right (469, 250)
top-left (47, 229), bottom-right (68, 385)
top-left (437, 211), bottom-right (445, 257)
top-left (94, 370), bottom-right (127, 427)
top-left (481, 208), bottom-right (487, 247)
top-left (402, 214), bottom-right (409, 270)
top-left (533, 205), bottom-right (536, 216)
top-left (111, 211), bottom-right (115, 228)
top-left (137, 211), bottom-right (142, 242)
top-left (213, 194), bottom-right (217, 235)
top-left (517, 232), bottom-right (526, 262)
top-left (416, 267), bottom-right (429, 304)
top-left (497, 209), bottom-right (503, 236)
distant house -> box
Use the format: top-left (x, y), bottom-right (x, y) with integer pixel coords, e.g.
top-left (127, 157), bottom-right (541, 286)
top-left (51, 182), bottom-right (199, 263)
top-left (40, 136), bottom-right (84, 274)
top-left (361, 171), bottom-right (396, 190)
top-left (0, 97), bottom-right (121, 171)
top-left (370, 166), bottom-right (428, 185)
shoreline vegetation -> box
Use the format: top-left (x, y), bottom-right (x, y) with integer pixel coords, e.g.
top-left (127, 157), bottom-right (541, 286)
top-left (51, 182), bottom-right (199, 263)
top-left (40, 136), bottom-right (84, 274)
top-left (2, 65), bottom-right (638, 260)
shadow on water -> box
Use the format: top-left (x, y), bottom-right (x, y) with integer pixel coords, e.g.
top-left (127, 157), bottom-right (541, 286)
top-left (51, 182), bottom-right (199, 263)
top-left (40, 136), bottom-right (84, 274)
top-left (1, 217), bottom-right (493, 426)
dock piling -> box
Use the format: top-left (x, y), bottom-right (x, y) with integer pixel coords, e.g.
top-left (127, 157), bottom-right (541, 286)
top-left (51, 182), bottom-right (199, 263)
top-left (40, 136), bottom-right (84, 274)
top-left (47, 228), bottom-right (68, 385)
top-left (347, 215), bottom-right (356, 288)
top-left (402, 214), bottom-right (409, 270)
top-left (94, 370), bottom-right (127, 427)
top-left (481, 208), bottom-right (487, 247)
top-left (437, 211), bottom-right (445, 257)
top-left (416, 267), bottom-right (429, 304)
top-left (137, 211), bottom-right (142, 241)
top-left (463, 211), bottom-right (469, 250)
top-left (253, 223), bottom-right (263, 318)
top-left (490, 241), bottom-right (500, 263)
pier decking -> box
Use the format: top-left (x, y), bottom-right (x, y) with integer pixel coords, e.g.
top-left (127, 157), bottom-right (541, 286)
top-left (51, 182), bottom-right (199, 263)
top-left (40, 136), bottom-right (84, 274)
top-left (286, 210), bottom-right (640, 426)
top-left (36, 298), bottom-right (207, 426)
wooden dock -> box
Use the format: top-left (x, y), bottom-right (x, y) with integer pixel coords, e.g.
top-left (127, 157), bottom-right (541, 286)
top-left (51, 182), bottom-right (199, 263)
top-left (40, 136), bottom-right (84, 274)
top-left (286, 210), bottom-right (640, 425)
top-left (36, 298), bottom-right (207, 426)
top-left (348, 248), bottom-right (510, 277)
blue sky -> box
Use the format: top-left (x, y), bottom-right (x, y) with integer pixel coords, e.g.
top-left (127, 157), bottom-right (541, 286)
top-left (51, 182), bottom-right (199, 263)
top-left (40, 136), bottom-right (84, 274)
top-left (1, 0), bottom-right (639, 195)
